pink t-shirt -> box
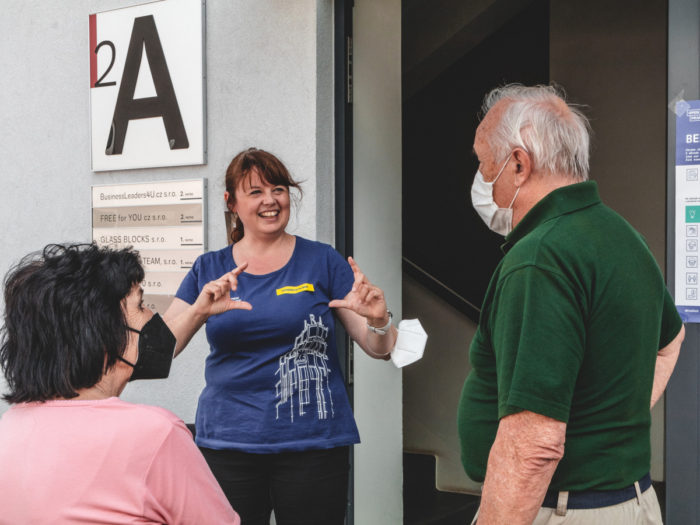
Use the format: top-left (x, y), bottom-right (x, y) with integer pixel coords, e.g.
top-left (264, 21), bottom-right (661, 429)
top-left (0, 397), bottom-right (240, 525)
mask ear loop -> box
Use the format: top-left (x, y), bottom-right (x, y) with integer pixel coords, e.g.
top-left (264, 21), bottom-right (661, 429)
top-left (116, 355), bottom-right (136, 368)
top-left (504, 147), bottom-right (530, 209)
top-left (507, 146), bottom-right (532, 209)
top-left (118, 325), bottom-right (142, 367)
top-left (491, 152), bottom-right (512, 184)
top-left (507, 186), bottom-right (521, 209)
top-left (494, 152), bottom-right (520, 209)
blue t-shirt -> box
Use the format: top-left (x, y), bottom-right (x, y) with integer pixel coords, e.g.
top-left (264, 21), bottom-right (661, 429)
top-left (175, 236), bottom-right (360, 453)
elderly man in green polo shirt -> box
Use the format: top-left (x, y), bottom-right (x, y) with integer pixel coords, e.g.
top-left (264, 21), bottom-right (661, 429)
top-left (458, 84), bottom-right (685, 525)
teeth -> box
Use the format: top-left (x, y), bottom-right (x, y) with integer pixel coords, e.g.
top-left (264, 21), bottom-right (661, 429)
top-left (260, 211), bottom-right (278, 217)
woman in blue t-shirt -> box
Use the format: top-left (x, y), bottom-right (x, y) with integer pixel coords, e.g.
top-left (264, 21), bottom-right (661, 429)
top-left (164, 148), bottom-right (397, 525)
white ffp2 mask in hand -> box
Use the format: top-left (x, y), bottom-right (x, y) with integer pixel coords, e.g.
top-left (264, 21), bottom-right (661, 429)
top-left (391, 319), bottom-right (428, 368)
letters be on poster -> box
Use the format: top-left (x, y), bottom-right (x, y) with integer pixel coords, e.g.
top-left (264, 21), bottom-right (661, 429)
top-left (89, 0), bottom-right (205, 171)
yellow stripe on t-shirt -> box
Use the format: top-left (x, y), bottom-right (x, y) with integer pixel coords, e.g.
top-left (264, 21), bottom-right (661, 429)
top-left (276, 283), bottom-right (315, 296)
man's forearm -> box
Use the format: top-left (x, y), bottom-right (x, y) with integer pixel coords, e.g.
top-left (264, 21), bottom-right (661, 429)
top-left (477, 411), bottom-right (565, 525)
top-left (651, 325), bottom-right (684, 408)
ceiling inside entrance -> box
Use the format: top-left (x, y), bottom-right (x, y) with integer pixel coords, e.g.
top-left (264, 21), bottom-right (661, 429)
top-left (402, 0), bottom-right (537, 100)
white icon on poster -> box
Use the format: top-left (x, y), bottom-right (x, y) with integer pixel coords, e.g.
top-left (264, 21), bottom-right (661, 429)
top-left (688, 256), bottom-right (699, 268)
top-left (688, 239), bottom-right (698, 251)
top-left (687, 288), bottom-right (698, 300)
top-left (688, 168), bottom-right (699, 181)
top-left (688, 273), bottom-right (698, 285)
top-left (688, 225), bottom-right (699, 237)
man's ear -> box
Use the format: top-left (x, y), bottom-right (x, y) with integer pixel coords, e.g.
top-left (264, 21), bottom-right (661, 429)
top-left (512, 148), bottom-right (532, 186)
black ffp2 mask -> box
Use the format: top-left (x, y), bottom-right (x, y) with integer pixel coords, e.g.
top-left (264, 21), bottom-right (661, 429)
top-left (118, 314), bottom-right (176, 381)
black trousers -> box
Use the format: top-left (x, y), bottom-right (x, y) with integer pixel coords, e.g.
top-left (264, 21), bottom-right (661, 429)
top-left (200, 446), bottom-right (350, 525)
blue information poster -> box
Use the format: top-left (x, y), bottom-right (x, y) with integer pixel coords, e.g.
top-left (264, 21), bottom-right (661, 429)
top-left (675, 100), bottom-right (700, 322)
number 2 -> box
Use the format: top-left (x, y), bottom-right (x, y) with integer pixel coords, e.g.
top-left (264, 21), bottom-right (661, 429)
top-left (94, 40), bottom-right (117, 87)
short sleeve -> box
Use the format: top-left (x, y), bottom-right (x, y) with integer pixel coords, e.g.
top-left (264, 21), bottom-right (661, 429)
top-left (175, 257), bottom-right (202, 305)
top-left (143, 420), bottom-right (240, 525)
top-left (491, 265), bottom-right (586, 423)
top-left (659, 287), bottom-right (683, 349)
top-left (327, 246), bottom-right (354, 300)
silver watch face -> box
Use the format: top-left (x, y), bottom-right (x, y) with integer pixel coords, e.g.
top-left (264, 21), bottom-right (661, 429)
top-left (368, 311), bottom-right (392, 335)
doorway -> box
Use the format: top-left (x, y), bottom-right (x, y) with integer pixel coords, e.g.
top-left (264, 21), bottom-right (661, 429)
top-left (402, 2), bottom-right (549, 521)
top-left (401, 0), bottom-right (669, 523)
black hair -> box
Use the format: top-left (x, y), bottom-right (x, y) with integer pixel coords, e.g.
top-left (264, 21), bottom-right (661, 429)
top-left (0, 243), bottom-right (144, 403)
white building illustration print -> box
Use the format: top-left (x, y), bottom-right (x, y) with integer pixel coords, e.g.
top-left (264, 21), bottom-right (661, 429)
top-left (275, 314), bottom-right (334, 422)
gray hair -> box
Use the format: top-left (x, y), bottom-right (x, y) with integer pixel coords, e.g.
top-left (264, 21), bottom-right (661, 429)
top-left (482, 84), bottom-right (591, 181)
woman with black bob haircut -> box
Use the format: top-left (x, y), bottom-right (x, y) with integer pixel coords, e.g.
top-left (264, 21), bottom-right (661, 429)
top-left (1, 243), bottom-right (144, 402)
top-left (0, 243), bottom-right (240, 524)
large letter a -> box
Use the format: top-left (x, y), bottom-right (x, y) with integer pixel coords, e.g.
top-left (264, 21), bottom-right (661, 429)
top-left (106, 15), bottom-right (189, 155)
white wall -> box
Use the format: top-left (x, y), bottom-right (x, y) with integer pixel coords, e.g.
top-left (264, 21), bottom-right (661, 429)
top-left (352, 0), bottom-right (404, 523)
top-left (0, 0), bottom-right (335, 420)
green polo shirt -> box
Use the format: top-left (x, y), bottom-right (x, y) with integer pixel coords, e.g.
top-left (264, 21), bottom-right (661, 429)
top-left (457, 181), bottom-right (682, 491)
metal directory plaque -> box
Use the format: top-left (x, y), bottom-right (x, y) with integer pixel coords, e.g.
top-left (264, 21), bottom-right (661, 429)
top-left (92, 179), bottom-right (206, 312)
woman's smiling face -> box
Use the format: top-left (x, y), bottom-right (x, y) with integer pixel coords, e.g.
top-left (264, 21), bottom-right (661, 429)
top-left (227, 168), bottom-right (291, 239)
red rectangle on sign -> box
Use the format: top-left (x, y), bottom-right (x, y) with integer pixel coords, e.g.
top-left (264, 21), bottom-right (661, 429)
top-left (89, 14), bottom-right (97, 88)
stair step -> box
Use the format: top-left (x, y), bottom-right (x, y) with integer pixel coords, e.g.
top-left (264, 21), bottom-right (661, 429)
top-left (404, 453), bottom-right (479, 525)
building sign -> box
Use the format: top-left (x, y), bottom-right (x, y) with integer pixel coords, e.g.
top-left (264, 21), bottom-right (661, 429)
top-left (89, 0), bottom-right (205, 171)
top-left (92, 179), bottom-right (206, 313)
top-left (675, 99), bottom-right (700, 322)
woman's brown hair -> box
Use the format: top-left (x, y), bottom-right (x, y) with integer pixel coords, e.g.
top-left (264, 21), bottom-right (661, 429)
top-left (225, 148), bottom-right (302, 243)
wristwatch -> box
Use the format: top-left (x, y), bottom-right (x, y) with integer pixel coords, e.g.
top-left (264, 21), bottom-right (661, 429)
top-left (367, 311), bottom-right (393, 335)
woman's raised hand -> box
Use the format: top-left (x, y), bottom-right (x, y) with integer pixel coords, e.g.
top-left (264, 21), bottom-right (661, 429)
top-left (329, 257), bottom-right (388, 325)
top-left (193, 263), bottom-right (253, 317)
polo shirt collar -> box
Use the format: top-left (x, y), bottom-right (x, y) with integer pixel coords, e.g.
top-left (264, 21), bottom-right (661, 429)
top-left (502, 181), bottom-right (600, 253)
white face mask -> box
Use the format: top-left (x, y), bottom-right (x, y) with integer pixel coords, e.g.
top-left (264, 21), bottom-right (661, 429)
top-left (471, 153), bottom-right (520, 236)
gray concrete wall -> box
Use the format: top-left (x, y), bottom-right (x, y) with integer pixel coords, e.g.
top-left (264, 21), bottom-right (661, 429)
top-left (550, 0), bottom-right (668, 271)
top-left (0, 0), bottom-right (335, 421)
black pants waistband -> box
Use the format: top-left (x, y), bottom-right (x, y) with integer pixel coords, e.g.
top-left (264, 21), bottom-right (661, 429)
top-left (541, 473), bottom-right (652, 510)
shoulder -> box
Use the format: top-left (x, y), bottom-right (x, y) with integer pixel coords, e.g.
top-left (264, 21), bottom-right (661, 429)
top-left (293, 237), bottom-right (346, 263)
top-left (294, 236), bottom-right (334, 254)
top-left (503, 202), bottom-right (613, 277)
top-left (188, 246), bottom-right (234, 280)
top-left (195, 245), bottom-right (232, 267)
top-left (292, 237), bottom-right (352, 292)
top-left (106, 399), bottom-right (187, 438)
top-left (501, 220), bottom-right (562, 279)
top-left (499, 201), bottom-right (648, 297)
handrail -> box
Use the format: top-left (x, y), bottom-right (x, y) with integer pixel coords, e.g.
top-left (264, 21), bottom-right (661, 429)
top-left (402, 256), bottom-right (481, 323)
